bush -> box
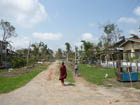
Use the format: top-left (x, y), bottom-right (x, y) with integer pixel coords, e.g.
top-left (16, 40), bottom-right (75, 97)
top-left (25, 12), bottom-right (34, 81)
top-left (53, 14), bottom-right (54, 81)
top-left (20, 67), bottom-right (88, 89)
top-left (28, 59), bottom-right (35, 65)
top-left (11, 57), bottom-right (26, 68)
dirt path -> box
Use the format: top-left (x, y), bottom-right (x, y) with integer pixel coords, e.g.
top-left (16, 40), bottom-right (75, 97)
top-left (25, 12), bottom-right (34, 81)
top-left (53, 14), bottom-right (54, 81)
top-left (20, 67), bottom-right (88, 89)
top-left (0, 61), bottom-right (140, 105)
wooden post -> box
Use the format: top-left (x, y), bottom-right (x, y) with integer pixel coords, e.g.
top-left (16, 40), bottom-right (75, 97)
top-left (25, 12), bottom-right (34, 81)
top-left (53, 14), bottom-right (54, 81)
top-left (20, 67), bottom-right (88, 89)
top-left (27, 41), bottom-right (31, 66)
top-left (136, 60), bottom-right (138, 72)
top-left (127, 59), bottom-right (133, 88)
top-left (128, 68), bottom-right (133, 88)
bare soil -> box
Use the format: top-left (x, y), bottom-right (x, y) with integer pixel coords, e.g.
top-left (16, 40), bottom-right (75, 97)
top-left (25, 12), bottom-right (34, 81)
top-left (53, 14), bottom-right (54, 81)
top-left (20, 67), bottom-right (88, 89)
top-left (0, 61), bottom-right (140, 105)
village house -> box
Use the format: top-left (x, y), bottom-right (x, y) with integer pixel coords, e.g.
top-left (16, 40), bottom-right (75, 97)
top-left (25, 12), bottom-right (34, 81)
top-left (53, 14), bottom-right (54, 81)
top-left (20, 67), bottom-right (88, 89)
top-left (120, 38), bottom-right (140, 61)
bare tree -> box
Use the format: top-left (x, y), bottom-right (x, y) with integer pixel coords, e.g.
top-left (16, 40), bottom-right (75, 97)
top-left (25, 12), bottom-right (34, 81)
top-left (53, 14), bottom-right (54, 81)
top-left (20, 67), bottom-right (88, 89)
top-left (0, 19), bottom-right (17, 64)
top-left (0, 20), bottom-right (17, 41)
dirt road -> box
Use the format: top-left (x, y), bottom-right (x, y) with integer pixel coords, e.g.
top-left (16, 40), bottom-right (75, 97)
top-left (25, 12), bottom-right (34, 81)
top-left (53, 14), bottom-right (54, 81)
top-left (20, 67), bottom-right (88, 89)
top-left (0, 61), bottom-right (140, 105)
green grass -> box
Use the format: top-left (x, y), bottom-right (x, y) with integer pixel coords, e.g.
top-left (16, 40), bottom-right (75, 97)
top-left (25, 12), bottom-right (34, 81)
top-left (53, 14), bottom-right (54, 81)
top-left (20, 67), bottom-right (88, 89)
top-left (79, 64), bottom-right (117, 85)
top-left (138, 73), bottom-right (140, 78)
top-left (0, 69), bottom-right (8, 73)
top-left (65, 70), bottom-right (75, 83)
top-left (0, 70), bottom-right (43, 93)
top-left (78, 64), bottom-right (140, 89)
top-left (0, 63), bottom-right (49, 93)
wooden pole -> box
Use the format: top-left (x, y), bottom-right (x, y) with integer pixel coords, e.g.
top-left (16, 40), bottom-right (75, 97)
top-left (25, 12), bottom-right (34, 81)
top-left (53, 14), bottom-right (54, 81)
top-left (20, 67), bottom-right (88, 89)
top-left (127, 60), bottom-right (133, 88)
top-left (128, 67), bottom-right (133, 88)
top-left (27, 41), bottom-right (31, 66)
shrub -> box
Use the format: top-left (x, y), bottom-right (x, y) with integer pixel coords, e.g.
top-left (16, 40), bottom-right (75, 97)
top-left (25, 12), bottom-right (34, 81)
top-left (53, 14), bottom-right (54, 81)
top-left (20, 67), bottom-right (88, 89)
top-left (11, 57), bottom-right (26, 68)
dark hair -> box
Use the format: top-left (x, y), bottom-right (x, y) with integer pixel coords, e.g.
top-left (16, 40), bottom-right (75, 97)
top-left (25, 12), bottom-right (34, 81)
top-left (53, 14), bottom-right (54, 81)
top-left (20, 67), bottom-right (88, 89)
top-left (62, 62), bottom-right (64, 65)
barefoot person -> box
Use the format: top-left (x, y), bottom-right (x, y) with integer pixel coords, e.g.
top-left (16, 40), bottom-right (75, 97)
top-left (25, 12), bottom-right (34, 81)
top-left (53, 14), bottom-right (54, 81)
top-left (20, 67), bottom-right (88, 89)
top-left (59, 62), bottom-right (67, 86)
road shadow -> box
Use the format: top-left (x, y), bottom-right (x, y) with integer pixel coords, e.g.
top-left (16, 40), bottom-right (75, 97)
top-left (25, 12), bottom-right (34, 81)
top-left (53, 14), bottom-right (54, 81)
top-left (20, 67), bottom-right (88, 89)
top-left (64, 82), bottom-right (75, 86)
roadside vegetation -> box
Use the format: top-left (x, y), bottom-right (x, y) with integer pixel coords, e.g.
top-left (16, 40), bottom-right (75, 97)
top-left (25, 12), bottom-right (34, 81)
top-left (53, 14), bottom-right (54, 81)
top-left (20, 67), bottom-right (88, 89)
top-left (0, 63), bottom-right (49, 94)
top-left (79, 64), bottom-right (116, 85)
top-left (78, 64), bottom-right (140, 89)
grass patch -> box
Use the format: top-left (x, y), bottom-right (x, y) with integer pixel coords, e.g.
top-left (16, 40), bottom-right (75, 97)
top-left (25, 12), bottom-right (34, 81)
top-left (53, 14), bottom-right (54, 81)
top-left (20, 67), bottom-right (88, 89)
top-left (79, 64), bottom-right (116, 85)
top-left (0, 63), bottom-right (49, 94)
top-left (79, 64), bottom-right (140, 89)
top-left (138, 73), bottom-right (140, 78)
top-left (0, 70), bottom-right (42, 93)
top-left (65, 70), bottom-right (75, 83)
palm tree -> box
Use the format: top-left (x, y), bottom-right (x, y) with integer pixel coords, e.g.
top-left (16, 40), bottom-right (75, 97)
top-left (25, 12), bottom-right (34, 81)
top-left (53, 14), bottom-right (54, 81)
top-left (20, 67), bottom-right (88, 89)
top-left (130, 34), bottom-right (139, 39)
top-left (31, 42), bottom-right (42, 61)
top-left (56, 48), bottom-right (63, 59)
top-left (40, 43), bottom-right (48, 59)
top-left (81, 40), bottom-right (94, 63)
top-left (81, 40), bottom-right (93, 57)
top-left (47, 48), bottom-right (54, 60)
top-left (65, 42), bottom-right (71, 61)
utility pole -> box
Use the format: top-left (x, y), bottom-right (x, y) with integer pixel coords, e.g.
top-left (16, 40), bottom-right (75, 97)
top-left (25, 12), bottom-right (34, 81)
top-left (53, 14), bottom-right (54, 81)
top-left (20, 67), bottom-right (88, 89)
top-left (27, 41), bottom-right (31, 66)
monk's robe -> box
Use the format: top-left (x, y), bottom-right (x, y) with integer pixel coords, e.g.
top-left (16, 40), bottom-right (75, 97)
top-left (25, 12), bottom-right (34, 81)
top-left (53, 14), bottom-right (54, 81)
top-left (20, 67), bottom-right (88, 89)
top-left (59, 65), bottom-right (67, 80)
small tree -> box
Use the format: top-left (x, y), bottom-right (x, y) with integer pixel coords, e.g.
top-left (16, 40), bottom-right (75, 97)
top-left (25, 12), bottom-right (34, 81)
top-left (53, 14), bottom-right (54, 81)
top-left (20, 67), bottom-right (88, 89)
top-left (100, 23), bottom-right (122, 67)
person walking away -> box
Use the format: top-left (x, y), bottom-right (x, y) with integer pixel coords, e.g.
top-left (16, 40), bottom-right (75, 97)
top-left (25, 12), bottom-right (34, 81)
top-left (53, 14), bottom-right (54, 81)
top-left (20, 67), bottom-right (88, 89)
top-left (75, 63), bottom-right (78, 76)
top-left (59, 62), bottom-right (67, 86)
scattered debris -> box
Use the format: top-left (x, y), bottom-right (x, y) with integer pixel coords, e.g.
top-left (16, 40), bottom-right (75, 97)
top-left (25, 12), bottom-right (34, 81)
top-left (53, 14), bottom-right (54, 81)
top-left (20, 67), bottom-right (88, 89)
top-left (105, 73), bottom-right (108, 78)
top-left (8, 68), bottom-right (13, 72)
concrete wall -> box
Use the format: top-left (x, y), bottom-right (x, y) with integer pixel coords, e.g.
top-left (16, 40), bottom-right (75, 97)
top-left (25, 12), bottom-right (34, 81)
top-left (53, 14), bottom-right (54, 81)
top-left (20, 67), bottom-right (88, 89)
top-left (101, 61), bottom-right (140, 72)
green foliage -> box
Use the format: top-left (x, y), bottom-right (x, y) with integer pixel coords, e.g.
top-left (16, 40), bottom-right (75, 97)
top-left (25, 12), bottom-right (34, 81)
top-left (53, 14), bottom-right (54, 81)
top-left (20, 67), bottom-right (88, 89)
top-left (81, 40), bottom-right (94, 57)
top-left (130, 34), bottom-right (139, 39)
top-left (100, 23), bottom-right (122, 49)
top-left (11, 57), bottom-right (26, 68)
top-left (65, 70), bottom-right (75, 83)
top-left (28, 58), bottom-right (35, 65)
top-left (130, 56), bottom-right (136, 62)
top-left (56, 48), bottom-right (63, 59)
top-left (65, 42), bottom-right (71, 53)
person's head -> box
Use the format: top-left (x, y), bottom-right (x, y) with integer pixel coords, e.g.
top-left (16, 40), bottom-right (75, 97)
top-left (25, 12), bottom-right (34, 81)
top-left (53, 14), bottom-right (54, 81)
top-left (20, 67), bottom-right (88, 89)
top-left (75, 63), bottom-right (77, 65)
top-left (62, 62), bottom-right (64, 65)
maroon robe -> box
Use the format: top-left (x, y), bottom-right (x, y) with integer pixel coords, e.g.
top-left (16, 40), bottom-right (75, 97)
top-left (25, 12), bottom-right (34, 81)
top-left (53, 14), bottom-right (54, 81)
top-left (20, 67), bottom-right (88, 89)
top-left (59, 65), bottom-right (67, 80)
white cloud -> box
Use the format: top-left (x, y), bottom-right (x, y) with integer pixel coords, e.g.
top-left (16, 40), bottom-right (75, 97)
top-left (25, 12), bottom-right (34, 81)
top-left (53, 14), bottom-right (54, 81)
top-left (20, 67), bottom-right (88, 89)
top-left (82, 33), bottom-right (94, 41)
top-left (9, 36), bottom-right (31, 50)
top-left (0, 0), bottom-right (47, 27)
top-left (118, 17), bottom-right (137, 24)
top-left (134, 6), bottom-right (140, 16)
top-left (75, 42), bottom-right (83, 47)
top-left (128, 29), bottom-right (139, 35)
top-left (32, 32), bottom-right (63, 40)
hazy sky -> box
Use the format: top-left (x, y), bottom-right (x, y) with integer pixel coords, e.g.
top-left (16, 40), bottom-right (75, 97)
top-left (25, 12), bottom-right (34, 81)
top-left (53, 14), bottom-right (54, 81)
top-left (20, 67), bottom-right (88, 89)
top-left (0, 0), bottom-right (140, 51)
